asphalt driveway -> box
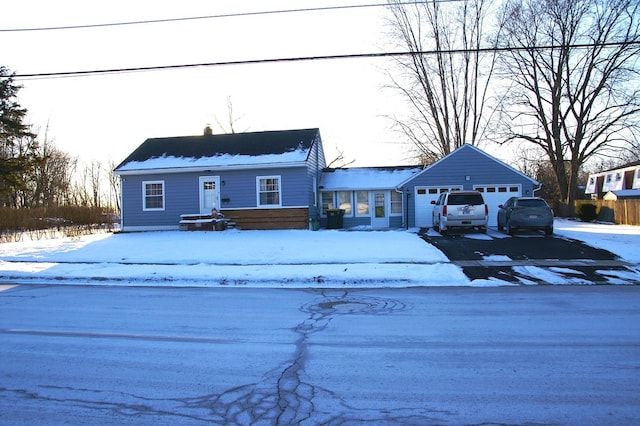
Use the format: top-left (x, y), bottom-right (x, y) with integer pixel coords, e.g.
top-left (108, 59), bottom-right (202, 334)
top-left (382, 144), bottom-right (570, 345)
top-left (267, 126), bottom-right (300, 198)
top-left (420, 227), bottom-right (635, 284)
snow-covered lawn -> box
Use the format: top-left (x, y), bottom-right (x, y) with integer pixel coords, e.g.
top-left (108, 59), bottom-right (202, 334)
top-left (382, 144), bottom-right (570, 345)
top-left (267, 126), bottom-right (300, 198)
top-left (0, 219), bottom-right (638, 287)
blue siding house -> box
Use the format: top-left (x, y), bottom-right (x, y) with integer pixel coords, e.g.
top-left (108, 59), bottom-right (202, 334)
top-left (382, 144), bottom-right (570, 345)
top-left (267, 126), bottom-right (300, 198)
top-left (114, 128), bottom-right (326, 231)
top-left (399, 144), bottom-right (541, 228)
top-left (319, 166), bottom-right (421, 229)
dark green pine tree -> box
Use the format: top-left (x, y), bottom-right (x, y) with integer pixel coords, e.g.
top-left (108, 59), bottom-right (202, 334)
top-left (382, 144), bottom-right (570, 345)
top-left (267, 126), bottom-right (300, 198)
top-left (0, 66), bottom-right (38, 207)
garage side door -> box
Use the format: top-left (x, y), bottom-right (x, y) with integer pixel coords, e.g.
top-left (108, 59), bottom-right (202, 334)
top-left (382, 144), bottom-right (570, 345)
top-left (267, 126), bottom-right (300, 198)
top-left (415, 186), bottom-right (462, 227)
top-left (474, 185), bottom-right (521, 226)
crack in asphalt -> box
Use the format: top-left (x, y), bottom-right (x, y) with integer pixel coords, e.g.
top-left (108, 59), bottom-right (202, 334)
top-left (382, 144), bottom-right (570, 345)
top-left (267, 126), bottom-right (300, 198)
top-left (2, 291), bottom-right (461, 424)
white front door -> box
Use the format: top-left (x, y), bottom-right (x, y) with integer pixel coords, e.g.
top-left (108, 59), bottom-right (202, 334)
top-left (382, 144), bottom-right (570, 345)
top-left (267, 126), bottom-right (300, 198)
top-left (199, 176), bottom-right (220, 215)
top-left (371, 191), bottom-right (388, 228)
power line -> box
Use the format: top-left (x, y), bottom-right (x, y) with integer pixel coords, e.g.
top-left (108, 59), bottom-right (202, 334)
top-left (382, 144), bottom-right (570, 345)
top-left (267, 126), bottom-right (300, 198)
top-left (13, 41), bottom-right (640, 81)
top-left (0, 2), bottom-right (430, 32)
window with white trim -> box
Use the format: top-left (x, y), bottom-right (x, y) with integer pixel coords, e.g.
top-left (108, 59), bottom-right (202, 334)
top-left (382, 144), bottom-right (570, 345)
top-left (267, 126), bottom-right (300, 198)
top-left (390, 191), bottom-right (402, 214)
top-left (356, 191), bottom-right (369, 216)
top-left (338, 191), bottom-right (352, 215)
top-left (321, 192), bottom-right (334, 215)
top-left (257, 176), bottom-right (281, 207)
top-left (143, 180), bottom-right (165, 211)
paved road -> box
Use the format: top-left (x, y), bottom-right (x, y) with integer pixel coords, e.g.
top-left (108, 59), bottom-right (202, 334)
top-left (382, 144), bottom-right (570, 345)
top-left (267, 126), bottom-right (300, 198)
top-left (420, 228), bottom-right (638, 284)
top-left (1, 284), bottom-right (639, 425)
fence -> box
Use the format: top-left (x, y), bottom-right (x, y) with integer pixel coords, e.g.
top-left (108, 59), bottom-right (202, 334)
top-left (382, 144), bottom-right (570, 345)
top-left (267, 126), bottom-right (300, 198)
top-left (575, 199), bottom-right (640, 226)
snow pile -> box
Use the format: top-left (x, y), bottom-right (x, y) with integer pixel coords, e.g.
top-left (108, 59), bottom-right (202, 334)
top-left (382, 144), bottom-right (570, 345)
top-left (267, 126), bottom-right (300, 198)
top-left (0, 219), bottom-right (638, 287)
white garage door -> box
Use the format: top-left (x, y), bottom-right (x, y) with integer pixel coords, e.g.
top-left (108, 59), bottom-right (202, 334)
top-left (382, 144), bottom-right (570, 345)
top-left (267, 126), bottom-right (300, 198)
top-left (474, 185), bottom-right (521, 226)
top-left (414, 186), bottom-right (462, 227)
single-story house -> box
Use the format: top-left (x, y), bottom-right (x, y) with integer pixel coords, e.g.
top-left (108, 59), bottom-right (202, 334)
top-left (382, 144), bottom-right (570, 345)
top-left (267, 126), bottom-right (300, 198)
top-left (585, 161), bottom-right (640, 199)
top-left (115, 129), bottom-right (541, 231)
top-left (319, 166), bottom-right (422, 229)
top-left (114, 128), bottom-right (326, 231)
top-left (399, 144), bottom-right (541, 228)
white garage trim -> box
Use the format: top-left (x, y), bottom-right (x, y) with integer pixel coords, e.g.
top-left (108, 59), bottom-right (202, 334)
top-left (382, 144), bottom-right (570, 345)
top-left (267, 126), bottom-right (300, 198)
top-left (474, 185), bottom-right (521, 226)
top-left (414, 186), bottom-right (462, 227)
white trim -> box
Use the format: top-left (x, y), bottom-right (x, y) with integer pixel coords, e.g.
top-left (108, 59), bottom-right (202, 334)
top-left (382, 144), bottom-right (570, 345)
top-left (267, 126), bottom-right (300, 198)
top-left (256, 175), bottom-right (282, 208)
top-left (198, 175), bottom-right (221, 214)
top-left (397, 144), bottom-right (540, 187)
top-left (115, 161), bottom-right (307, 176)
top-left (355, 190), bottom-right (370, 217)
top-left (142, 180), bottom-right (165, 211)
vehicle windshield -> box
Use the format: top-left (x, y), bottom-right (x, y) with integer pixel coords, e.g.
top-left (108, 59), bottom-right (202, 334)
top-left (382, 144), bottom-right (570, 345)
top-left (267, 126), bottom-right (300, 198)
top-left (518, 199), bottom-right (547, 208)
top-left (448, 194), bottom-right (484, 205)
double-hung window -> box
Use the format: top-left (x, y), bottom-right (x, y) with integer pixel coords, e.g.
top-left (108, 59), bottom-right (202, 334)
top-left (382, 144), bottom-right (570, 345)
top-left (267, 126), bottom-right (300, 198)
top-left (321, 192), bottom-right (334, 215)
top-left (143, 181), bottom-right (165, 211)
top-left (257, 176), bottom-right (281, 207)
top-left (390, 191), bottom-right (402, 215)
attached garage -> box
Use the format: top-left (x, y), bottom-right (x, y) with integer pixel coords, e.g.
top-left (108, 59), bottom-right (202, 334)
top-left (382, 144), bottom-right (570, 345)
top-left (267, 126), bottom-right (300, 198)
top-left (400, 145), bottom-right (540, 229)
top-left (414, 186), bottom-right (462, 227)
top-left (474, 185), bottom-right (522, 226)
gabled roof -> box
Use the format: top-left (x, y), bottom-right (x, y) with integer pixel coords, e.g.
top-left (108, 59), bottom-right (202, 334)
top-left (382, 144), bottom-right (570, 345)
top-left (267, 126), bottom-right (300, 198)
top-left (320, 166), bottom-right (422, 191)
top-left (398, 144), bottom-right (539, 186)
top-left (115, 128), bottom-right (320, 173)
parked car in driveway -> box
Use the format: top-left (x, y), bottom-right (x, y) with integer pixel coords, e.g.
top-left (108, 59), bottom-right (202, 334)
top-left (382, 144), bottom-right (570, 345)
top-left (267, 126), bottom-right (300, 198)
top-left (497, 197), bottom-right (554, 236)
top-left (431, 191), bottom-right (488, 235)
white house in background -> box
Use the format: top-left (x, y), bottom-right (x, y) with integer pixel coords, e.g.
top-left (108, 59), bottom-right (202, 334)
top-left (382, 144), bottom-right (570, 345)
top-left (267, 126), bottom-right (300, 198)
top-left (585, 161), bottom-right (640, 199)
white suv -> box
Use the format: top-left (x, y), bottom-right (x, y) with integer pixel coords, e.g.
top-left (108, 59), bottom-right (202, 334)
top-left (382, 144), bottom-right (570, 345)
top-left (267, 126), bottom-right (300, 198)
top-left (431, 191), bottom-right (488, 235)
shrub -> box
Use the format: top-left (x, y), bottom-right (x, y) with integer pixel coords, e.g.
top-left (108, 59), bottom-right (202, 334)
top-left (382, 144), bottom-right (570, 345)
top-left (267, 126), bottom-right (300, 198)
top-left (576, 203), bottom-right (598, 222)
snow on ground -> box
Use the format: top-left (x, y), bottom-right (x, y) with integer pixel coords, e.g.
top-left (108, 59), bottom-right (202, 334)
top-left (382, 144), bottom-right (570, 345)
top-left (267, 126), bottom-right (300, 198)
top-left (554, 219), bottom-right (640, 263)
top-left (0, 219), bottom-right (638, 287)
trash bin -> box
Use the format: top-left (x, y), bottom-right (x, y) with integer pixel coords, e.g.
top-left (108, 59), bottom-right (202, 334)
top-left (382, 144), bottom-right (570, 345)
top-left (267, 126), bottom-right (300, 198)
top-left (326, 208), bottom-right (345, 229)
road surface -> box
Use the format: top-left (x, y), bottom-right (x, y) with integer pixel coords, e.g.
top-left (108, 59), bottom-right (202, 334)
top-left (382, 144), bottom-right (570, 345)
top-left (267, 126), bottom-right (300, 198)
top-left (1, 284), bottom-right (639, 425)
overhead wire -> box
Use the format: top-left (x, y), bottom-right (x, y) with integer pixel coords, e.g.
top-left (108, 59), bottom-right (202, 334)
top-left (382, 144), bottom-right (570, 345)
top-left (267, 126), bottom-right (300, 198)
top-left (13, 41), bottom-right (640, 80)
top-left (0, 1), bottom-right (433, 32)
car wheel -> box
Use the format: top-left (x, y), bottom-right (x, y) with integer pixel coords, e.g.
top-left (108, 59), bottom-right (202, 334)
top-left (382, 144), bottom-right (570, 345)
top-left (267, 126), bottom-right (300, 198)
top-left (506, 219), bottom-right (515, 236)
top-left (433, 218), bottom-right (439, 232)
top-left (497, 217), bottom-right (503, 232)
top-left (545, 227), bottom-right (553, 236)
top-left (439, 221), bottom-right (447, 235)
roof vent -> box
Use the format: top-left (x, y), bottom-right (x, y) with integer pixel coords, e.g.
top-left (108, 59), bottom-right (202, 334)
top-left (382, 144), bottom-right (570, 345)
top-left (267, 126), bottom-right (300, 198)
top-left (203, 124), bottom-right (213, 136)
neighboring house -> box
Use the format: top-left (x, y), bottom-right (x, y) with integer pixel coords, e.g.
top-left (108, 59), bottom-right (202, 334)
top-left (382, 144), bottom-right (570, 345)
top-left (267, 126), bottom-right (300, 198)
top-left (585, 161), bottom-right (640, 199)
top-left (319, 166), bottom-right (422, 229)
top-left (603, 189), bottom-right (640, 200)
top-left (114, 128), bottom-right (326, 231)
top-left (399, 144), bottom-right (541, 228)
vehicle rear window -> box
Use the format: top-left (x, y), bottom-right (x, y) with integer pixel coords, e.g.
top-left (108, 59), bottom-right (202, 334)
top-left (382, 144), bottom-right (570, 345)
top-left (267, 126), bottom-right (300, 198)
top-left (518, 199), bottom-right (547, 208)
top-left (448, 194), bottom-right (484, 205)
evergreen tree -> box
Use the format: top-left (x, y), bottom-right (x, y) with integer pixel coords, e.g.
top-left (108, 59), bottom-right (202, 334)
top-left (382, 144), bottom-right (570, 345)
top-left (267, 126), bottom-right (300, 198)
top-left (0, 66), bottom-right (38, 207)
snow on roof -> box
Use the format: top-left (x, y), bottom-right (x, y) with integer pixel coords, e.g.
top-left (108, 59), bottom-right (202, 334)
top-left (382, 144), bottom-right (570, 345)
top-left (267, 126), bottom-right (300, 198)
top-left (115, 128), bottom-right (319, 173)
top-left (320, 166), bottom-right (422, 190)
top-left (116, 150), bottom-right (309, 172)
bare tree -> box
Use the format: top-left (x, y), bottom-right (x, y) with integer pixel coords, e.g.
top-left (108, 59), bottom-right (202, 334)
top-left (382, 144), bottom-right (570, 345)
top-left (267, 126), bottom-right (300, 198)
top-left (27, 125), bottom-right (76, 207)
top-left (106, 159), bottom-right (121, 213)
top-left (213, 96), bottom-right (247, 134)
top-left (496, 0), bottom-right (640, 212)
top-left (386, 0), bottom-right (498, 164)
